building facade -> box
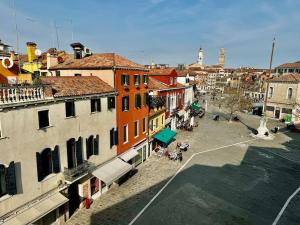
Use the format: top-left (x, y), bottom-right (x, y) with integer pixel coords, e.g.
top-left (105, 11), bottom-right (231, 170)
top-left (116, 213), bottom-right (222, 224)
top-left (265, 74), bottom-right (300, 123)
top-left (0, 76), bottom-right (119, 224)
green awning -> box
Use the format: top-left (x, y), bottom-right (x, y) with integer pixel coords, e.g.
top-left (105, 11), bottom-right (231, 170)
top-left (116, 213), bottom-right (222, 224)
top-left (284, 114), bottom-right (292, 124)
top-left (154, 128), bottom-right (177, 144)
top-left (191, 102), bottom-right (201, 111)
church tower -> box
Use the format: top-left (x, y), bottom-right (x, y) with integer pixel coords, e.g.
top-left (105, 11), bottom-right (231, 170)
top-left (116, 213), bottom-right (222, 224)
top-left (218, 48), bottom-right (225, 68)
top-left (197, 47), bottom-right (203, 66)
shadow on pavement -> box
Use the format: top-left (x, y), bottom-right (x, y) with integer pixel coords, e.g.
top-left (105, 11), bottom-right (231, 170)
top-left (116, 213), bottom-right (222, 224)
top-left (87, 132), bottom-right (300, 225)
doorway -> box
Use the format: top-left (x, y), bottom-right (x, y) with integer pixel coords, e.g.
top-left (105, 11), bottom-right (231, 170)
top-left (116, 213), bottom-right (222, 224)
top-left (68, 182), bottom-right (80, 217)
top-left (275, 109), bottom-right (280, 119)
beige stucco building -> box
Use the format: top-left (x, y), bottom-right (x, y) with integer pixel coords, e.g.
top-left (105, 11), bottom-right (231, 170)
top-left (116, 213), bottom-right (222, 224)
top-left (0, 76), bottom-right (119, 224)
top-left (265, 74), bottom-right (300, 123)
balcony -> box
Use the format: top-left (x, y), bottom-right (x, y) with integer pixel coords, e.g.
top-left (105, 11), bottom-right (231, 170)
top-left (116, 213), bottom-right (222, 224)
top-left (63, 160), bottom-right (96, 183)
top-left (0, 85), bottom-right (51, 106)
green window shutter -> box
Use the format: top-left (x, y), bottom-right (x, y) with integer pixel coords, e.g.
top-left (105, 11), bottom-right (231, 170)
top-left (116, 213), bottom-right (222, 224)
top-left (76, 137), bottom-right (83, 165)
top-left (135, 95), bottom-right (138, 108)
top-left (52, 146), bottom-right (61, 173)
top-left (110, 129), bottom-right (114, 148)
top-left (6, 161), bottom-right (17, 195)
top-left (36, 153), bottom-right (44, 182)
top-left (114, 128), bottom-right (119, 145)
top-left (94, 135), bottom-right (99, 155)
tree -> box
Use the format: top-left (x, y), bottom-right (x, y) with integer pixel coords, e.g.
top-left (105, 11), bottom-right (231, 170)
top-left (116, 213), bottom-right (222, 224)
top-left (223, 92), bottom-right (253, 121)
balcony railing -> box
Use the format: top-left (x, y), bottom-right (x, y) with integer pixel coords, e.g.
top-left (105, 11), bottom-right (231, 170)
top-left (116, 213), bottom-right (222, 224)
top-left (0, 85), bottom-right (49, 105)
top-left (63, 160), bottom-right (96, 183)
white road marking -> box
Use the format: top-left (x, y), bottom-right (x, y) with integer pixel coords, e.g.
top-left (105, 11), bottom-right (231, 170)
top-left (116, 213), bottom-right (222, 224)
top-left (272, 187), bottom-right (300, 225)
top-left (128, 138), bottom-right (256, 225)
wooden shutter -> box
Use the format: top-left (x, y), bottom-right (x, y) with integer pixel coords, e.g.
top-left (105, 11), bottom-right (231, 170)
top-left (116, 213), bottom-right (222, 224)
top-left (110, 129), bottom-right (114, 148)
top-left (97, 99), bottom-right (101, 112)
top-left (122, 97), bottom-right (125, 111)
top-left (94, 135), bottom-right (99, 155)
top-left (111, 97), bottom-right (115, 108)
top-left (67, 139), bottom-right (75, 169)
top-left (114, 128), bottom-right (118, 145)
top-left (76, 137), bottom-right (83, 165)
top-left (135, 95), bottom-right (138, 108)
top-left (121, 75), bottom-right (125, 85)
top-left (138, 94), bottom-right (141, 107)
top-left (36, 152), bottom-right (44, 182)
top-left (52, 146), bottom-right (61, 173)
top-left (6, 161), bottom-right (17, 195)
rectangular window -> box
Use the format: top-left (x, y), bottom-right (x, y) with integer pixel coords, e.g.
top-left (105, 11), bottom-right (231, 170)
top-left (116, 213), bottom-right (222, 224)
top-left (65, 101), bottom-right (76, 117)
top-left (135, 94), bottom-right (141, 108)
top-left (74, 73), bottom-right (82, 77)
top-left (107, 97), bottom-right (115, 110)
top-left (134, 121), bottom-right (138, 137)
top-left (155, 118), bottom-right (158, 128)
top-left (38, 110), bottom-right (50, 129)
top-left (122, 96), bottom-right (129, 111)
top-left (55, 71), bottom-right (60, 77)
top-left (134, 75), bottom-right (140, 87)
top-left (150, 120), bottom-right (153, 131)
top-left (266, 106), bottom-right (274, 112)
top-left (0, 165), bottom-right (7, 197)
top-left (90, 177), bottom-right (100, 196)
top-left (143, 93), bottom-right (149, 106)
top-left (121, 74), bottom-right (130, 86)
top-left (282, 108), bottom-right (293, 114)
top-left (142, 118), bottom-right (146, 133)
top-left (287, 88), bottom-right (293, 100)
top-left (143, 75), bottom-right (149, 84)
top-left (110, 128), bottom-right (114, 148)
top-left (268, 87), bottom-right (274, 98)
top-left (91, 99), bottom-right (101, 113)
top-left (0, 162), bottom-right (17, 196)
top-left (123, 124), bottom-right (128, 143)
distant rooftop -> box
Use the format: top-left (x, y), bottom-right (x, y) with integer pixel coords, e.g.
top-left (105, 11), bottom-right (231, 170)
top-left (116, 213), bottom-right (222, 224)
top-left (276, 61), bottom-right (300, 69)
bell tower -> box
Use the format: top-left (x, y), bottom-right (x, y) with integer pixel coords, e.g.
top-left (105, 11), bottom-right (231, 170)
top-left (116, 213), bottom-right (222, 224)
top-left (197, 47), bottom-right (203, 66)
top-left (218, 48), bottom-right (225, 68)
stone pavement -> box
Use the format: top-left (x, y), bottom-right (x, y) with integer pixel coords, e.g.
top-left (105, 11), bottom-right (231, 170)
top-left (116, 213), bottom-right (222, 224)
top-left (67, 105), bottom-right (289, 225)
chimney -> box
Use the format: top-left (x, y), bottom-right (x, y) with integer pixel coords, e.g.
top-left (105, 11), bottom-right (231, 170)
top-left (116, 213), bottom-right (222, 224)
top-left (47, 53), bottom-right (58, 69)
top-left (26, 42), bottom-right (37, 63)
top-left (70, 42), bottom-right (84, 59)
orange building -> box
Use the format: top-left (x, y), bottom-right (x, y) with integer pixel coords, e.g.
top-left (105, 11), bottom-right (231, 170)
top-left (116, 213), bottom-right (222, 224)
top-left (49, 43), bottom-right (150, 166)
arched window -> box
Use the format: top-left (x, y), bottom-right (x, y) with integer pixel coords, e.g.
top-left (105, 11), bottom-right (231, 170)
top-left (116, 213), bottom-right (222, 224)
top-left (269, 87), bottom-right (274, 98)
top-left (287, 88), bottom-right (293, 99)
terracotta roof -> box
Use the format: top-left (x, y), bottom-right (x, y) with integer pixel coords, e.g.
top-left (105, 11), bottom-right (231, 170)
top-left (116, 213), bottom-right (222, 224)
top-left (176, 69), bottom-right (197, 77)
top-left (148, 77), bottom-right (169, 90)
top-left (49, 53), bottom-right (145, 70)
top-left (40, 76), bottom-right (114, 97)
top-left (148, 68), bottom-right (176, 76)
top-left (268, 74), bottom-right (300, 83)
top-left (276, 61), bottom-right (300, 69)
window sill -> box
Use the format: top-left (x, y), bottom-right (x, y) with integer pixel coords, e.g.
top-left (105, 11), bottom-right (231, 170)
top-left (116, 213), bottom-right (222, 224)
top-left (122, 110), bottom-right (129, 112)
top-left (0, 194), bottom-right (12, 203)
top-left (38, 125), bottom-right (53, 130)
top-left (40, 173), bottom-right (57, 182)
top-left (65, 116), bottom-right (77, 119)
top-left (90, 111), bottom-right (101, 114)
top-left (123, 141), bottom-right (128, 145)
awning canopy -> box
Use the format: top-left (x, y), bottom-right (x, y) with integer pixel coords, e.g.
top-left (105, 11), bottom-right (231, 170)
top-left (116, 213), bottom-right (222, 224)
top-left (165, 118), bottom-right (172, 124)
top-left (191, 102), bottom-right (201, 111)
top-left (154, 128), bottom-right (177, 145)
top-left (3, 192), bottom-right (68, 225)
top-left (119, 149), bottom-right (138, 161)
top-left (92, 158), bottom-right (132, 185)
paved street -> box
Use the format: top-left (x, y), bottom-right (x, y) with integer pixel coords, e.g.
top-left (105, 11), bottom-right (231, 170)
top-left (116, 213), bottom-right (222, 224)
top-left (67, 106), bottom-right (300, 225)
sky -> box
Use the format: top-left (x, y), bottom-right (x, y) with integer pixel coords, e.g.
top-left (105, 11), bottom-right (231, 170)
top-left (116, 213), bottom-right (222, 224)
top-left (0, 0), bottom-right (299, 68)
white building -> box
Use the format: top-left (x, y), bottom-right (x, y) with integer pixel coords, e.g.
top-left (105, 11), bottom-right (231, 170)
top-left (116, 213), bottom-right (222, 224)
top-left (0, 76), bottom-right (121, 225)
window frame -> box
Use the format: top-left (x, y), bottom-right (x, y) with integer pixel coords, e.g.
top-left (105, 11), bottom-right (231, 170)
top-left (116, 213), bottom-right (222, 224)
top-left (65, 101), bottom-right (76, 118)
top-left (107, 96), bottom-right (115, 110)
top-left (287, 87), bottom-right (293, 100)
top-left (142, 74), bottom-right (149, 84)
top-left (268, 87), bottom-right (274, 98)
top-left (91, 98), bottom-right (101, 113)
top-left (134, 120), bottom-right (139, 138)
top-left (142, 117), bottom-right (146, 133)
top-left (122, 96), bottom-right (130, 112)
top-left (134, 74), bottom-right (140, 86)
top-left (38, 109), bottom-right (50, 129)
top-left (123, 124), bottom-right (128, 144)
top-left (121, 74), bottom-right (130, 86)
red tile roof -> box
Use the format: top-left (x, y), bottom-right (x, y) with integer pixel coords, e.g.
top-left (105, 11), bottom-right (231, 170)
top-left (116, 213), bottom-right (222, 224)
top-left (148, 68), bottom-right (176, 76)
top-left (268, 74), bottom-right (300, 83)
top-left (276, 61), bottom-right (300, 68)
top-left (176, 69), bottom-right (197, 77)
top-left (148, 77), bottom-right (169, 90)
top-left (49, 53), bottom-right (145, 70)
top-left (40, 76), bottom-right (115, 97)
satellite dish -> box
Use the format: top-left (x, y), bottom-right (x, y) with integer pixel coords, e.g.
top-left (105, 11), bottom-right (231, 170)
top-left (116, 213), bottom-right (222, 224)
top-left (35, 49), bottom-right (42, 56)
top-left (2, 57), bottom-right (14, 69)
